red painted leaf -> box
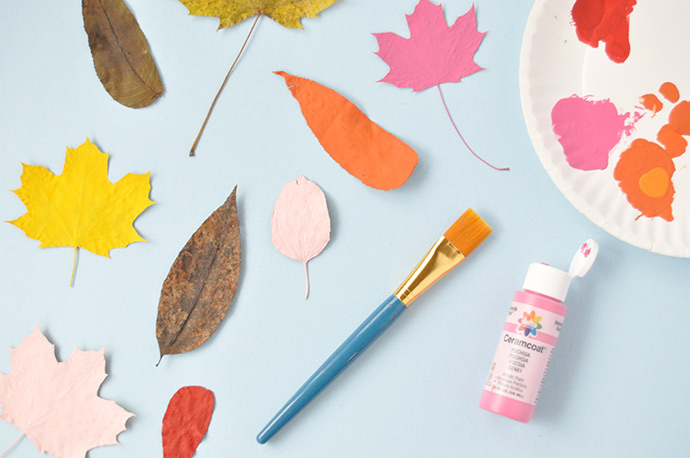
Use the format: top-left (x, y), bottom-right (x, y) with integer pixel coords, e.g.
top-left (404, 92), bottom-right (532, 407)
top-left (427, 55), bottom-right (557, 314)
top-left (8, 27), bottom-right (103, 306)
top-left (162, 386), bottom-right (215, 458)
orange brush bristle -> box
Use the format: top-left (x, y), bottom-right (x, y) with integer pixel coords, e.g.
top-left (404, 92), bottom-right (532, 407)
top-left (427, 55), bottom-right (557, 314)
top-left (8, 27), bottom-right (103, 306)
top-left (444, 209), bottom-right (492, 256)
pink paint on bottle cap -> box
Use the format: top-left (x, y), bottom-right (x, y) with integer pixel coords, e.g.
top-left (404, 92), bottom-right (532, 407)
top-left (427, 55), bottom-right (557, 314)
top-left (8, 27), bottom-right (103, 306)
top-left (479, 239), bottom-right (598, 422)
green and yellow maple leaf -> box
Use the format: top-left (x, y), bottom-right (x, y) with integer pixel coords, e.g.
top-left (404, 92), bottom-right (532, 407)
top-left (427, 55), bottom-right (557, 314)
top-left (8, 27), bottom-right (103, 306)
top-left (180, 0), bottom-right (339, 29)
top-left (9, 138), bottom-right (153, 285)
top-left (181, 0), bottom-right (341, 155)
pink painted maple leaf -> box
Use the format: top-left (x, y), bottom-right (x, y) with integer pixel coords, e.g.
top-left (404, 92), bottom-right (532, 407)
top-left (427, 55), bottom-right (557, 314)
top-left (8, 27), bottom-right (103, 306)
top-left (374, 0), bottom-right (508, 171)
top-left (0, 326), bottom-right (133, 458)
top-left (374, 0), bottom-right (485, 91)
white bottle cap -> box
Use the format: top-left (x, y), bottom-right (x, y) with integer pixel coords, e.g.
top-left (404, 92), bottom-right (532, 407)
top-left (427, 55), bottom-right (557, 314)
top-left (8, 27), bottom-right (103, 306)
top-left (522, 239), bottom-right (599, 302)
top-left (523, 263), bottom-right (572, 302)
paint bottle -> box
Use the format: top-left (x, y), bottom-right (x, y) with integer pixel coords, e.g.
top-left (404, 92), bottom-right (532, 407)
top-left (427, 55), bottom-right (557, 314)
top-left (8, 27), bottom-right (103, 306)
top-left (479, 239), bottom-right (598, 423)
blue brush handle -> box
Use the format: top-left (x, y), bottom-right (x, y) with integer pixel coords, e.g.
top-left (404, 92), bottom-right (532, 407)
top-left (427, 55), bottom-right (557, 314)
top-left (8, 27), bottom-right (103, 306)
top-left (257, 294), bottom-right (407, 444)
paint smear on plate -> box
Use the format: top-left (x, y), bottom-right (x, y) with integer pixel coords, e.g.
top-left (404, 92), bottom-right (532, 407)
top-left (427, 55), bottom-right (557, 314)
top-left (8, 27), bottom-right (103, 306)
top-left (571, 0), bottom-right (636, 64)
top-left (551, 95), bottom-right (639, 170)
top-left (637, 83), bottom-right (689, 157)
top-left (613, 139), bottom-right (675, 221)
top-left (639, 94), bottom-right (663, 116)
top-left (613, 82), bottom-right (690, 221)
top-left (661, 100), bottom-right (690, 156)
top-left (657, 124), bottom-right (687, 158)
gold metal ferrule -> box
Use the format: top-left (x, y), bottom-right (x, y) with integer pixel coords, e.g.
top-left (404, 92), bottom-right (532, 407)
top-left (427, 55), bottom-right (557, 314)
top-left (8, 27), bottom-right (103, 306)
top-left (393, 236), bottom-right (466, 307)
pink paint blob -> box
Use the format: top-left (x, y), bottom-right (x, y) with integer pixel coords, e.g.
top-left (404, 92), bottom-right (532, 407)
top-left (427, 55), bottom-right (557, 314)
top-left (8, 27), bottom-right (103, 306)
top-left (551, 95), bottom-right (639, 170)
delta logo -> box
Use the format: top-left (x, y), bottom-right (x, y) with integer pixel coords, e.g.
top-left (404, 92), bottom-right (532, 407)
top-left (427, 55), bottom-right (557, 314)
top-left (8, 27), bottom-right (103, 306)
top-left (517, 310), bottom-right (542, 337)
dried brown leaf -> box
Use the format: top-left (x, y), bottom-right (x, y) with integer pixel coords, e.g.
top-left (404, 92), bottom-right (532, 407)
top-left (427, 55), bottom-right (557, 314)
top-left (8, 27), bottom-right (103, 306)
top-left (83, 0), bottom-right (163, 108)
top-left (156, 187), bottom-right (241, 363)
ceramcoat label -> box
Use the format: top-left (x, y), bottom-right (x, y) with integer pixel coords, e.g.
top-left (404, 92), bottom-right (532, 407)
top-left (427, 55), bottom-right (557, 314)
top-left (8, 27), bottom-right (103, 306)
top-left (483, 299), bottom-right (564, 406)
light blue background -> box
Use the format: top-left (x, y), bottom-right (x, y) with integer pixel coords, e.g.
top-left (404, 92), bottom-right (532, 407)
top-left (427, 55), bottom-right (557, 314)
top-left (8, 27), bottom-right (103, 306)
top-left (1, 0), bottom-right (688, 457)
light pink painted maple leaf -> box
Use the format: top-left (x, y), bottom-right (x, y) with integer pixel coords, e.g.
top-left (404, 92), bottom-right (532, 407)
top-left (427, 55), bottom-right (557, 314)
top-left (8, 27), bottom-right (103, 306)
top-left (374, 0), bottom-right (508, 171)
top-left (0, 326), bottom-right (133, 458)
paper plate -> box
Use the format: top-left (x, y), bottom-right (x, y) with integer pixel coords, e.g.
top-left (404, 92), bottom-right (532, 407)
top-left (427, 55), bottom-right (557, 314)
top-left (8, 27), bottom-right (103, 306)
top-left (520, 0), bottom-right (690, 257)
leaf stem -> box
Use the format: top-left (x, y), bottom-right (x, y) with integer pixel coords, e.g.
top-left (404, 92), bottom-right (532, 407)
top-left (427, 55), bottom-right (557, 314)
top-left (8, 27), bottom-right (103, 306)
top-left (303, 261), bottom-right (310, 300)
top-left (436, 84), bottom-right (509, 171)
top-left (0, 432), bottom-right (24, 457)
top-left (189, 13), bottom-right (262, 157)
top-left (70, 246), bottom-right (78, 288)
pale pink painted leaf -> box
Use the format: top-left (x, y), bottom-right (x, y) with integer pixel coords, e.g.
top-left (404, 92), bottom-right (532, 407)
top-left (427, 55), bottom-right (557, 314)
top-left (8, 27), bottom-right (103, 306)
top-left (271, 175), bottom-right (330, 299)
top-left (0, 325), bottom-right (133, 458)
top-left (374, 0), bottom-right (486, 92)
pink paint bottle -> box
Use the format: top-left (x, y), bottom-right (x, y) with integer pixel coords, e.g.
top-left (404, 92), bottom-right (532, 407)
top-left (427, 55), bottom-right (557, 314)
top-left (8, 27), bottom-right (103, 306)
top-left (479, 239), bottom-right (598, 422)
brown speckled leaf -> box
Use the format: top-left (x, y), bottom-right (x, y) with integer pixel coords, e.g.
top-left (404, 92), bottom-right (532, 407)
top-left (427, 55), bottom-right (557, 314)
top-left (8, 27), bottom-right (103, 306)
top-left (156, 187), bottom-right (241, 363)
top-left (83, 0), bottom-right (163, 108)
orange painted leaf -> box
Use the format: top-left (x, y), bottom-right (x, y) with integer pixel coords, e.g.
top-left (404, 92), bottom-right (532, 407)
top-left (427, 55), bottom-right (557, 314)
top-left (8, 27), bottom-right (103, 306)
top-left (275, 71), bottom-right (418, 190)
top-left (162, 386), bottom-right (214, 458)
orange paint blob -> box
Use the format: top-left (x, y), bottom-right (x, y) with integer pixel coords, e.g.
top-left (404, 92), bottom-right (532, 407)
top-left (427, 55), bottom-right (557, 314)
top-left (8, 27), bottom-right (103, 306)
top-left (613, 138), bottom-right (675, 221)
top-left (638, 167), bottom-right (669, 198)
top-left (659, 82), bottom-right (679, 103)
top-left (657, 124), bottom-right (687, 158)
top-left (639, 94), bottom-right (663, 115)
top-left (668, 101), bottom-right (690, 135)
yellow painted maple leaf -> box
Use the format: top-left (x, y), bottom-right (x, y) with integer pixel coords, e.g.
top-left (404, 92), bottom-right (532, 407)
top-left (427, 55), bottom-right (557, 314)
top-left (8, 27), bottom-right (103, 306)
top-left (9, 138), bottom-right (153, 285)
top-left (180, 0), bottom-right (339, 29)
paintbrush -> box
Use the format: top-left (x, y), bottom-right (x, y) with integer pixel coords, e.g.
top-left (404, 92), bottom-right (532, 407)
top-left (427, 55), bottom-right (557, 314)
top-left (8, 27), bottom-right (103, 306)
top-left (257, 209), bottom-right (491, 444)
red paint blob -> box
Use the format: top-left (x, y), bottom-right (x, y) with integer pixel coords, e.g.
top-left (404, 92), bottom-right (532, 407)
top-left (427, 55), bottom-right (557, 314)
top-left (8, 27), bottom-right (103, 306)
top-left (572, 0), bottom-right (636, 63)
